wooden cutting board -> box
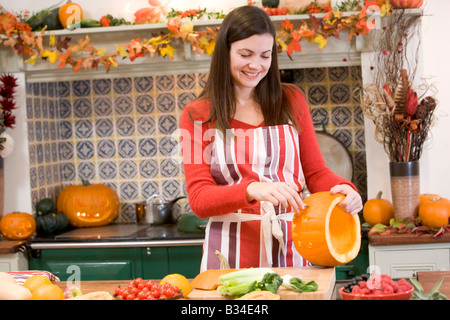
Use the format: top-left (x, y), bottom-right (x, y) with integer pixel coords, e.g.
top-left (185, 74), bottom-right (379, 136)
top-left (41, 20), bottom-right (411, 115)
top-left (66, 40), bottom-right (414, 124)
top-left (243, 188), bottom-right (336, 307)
top-left (187, 266), bottom-right (335, 300)
top-left (416, 271), bottom-right (450, 298)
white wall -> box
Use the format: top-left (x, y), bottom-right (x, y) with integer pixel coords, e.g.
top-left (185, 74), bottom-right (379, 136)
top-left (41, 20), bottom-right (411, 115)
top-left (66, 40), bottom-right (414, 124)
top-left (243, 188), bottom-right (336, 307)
top-left (420, 0), bottom-right (450, 198)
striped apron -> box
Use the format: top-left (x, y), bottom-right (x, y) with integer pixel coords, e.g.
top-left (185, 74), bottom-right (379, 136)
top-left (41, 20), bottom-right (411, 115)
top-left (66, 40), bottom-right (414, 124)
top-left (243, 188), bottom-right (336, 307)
top-left (200, 124), bottom-right (310, 271)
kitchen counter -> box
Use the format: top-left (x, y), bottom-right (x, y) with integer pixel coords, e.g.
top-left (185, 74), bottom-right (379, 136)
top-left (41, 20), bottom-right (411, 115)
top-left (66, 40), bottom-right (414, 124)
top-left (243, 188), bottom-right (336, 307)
top-left (29, 223), bottom-right (205, 249)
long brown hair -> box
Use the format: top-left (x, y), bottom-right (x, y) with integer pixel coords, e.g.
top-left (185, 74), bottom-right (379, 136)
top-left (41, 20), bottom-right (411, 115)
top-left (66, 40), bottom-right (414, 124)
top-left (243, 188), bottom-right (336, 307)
top-left (195, 5), bottom-right (299, 133)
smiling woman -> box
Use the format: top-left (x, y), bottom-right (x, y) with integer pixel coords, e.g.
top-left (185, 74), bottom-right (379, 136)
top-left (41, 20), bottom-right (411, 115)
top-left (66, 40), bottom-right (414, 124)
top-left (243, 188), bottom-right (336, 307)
top-left (180, 5), bottom-right (362, 272)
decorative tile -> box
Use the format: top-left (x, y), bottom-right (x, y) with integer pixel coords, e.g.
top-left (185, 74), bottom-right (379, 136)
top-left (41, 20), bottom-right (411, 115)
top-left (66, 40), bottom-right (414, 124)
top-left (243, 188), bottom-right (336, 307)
top-left (156, 75), bottom-right (174, 91)
top-left (93, 79), bottom-right (112, 95)
top-left (95, 118), bottom-right (114, 137)
top-left (306, 68), bottom-right (326, 82)
top-left (308, 85), bottom-right (328, 105)
top-left (119, 160), bottom-right (138, 179)
top-left (73, 98), bottom-right (92, 118)
top-left (139, 159), bottom-right (158, 178)
top-left (118, 139), bottom-right (137, 158)
top-left (113, 77), bottom-right (132, 94)
top-left (94, 97), bottom-right (113, 116)
top-left (137, 116), bottom-right (155, 135)
top-left (99, 161), bottom-right (117, 180)
top-left (97, 139), bottom-right (116, 158)
top-left (330, 84), bottom-right (350, 104)
top-left (329, 67), bottom-right (349, 82)
top-left (73, 80), bottom-right (90, 96)
top-left (76, 140), bottom-right (95, 159)
top-left (157, 93), bottom-right (176, 113)
top-left (25, 68), bottom-right (368, 220)
top-left (75, 119), bottom-right (93, 139)
top-left (177, 74), bottom-right (195, 90)
top-left (116, 116), bottom-right (135, 136)
top-left (135, 76), bottom-right (153, 93)
top-left (136, 94), bottom-right (154, 114)
top-left (158, 115), bottom-right (177, 134)
top-left (138, 138), bottom-right (157, 157)
top-left (331, 107), bottom-right (351, 126)
top-left (114, 96), bottom-right (133, 115)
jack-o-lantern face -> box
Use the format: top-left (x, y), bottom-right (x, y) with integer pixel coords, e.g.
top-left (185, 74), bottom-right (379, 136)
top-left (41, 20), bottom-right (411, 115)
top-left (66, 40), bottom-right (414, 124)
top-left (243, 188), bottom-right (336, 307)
top-left (0, 212), bottom-right (36, 240)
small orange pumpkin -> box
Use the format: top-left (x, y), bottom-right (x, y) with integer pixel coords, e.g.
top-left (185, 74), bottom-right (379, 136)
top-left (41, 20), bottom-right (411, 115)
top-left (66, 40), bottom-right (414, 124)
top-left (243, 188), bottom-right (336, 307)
top-left (418, 196), bottom-right (450, 228)
top-left (292, 192), bottom-right (361, 267)
top-left (390, 0), bottom-right (424, 9)
top-left (59, 0), bottom-right (83, 29)
top-left (0, 212), bottom-right (36, 240)
top-left (363, 191), bottom-right (394, 226)
top-left (419, 193), bottom-right (441, 208)
top-left (57, 179), bottom-right (119, 227)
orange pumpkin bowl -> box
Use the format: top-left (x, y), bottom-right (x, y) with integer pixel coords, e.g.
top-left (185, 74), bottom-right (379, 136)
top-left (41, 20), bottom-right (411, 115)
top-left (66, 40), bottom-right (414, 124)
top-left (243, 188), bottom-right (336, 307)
top-left (292, 192), bottom-right (361, 267)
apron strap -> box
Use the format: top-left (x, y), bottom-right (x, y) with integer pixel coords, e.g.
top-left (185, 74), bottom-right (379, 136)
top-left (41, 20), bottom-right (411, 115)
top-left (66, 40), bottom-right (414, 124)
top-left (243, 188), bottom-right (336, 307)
top-left (208, 201), bottom-right (293, 267)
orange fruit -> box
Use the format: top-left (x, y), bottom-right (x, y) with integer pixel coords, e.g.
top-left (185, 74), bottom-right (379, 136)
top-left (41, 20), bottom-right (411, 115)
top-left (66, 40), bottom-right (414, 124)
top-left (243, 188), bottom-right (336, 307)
top-left (160, 273), bottom-right (191, 298)
top-left (23, 275), bottom-right (52, 293)
top-left (31, 284), bottom-right (65, 300)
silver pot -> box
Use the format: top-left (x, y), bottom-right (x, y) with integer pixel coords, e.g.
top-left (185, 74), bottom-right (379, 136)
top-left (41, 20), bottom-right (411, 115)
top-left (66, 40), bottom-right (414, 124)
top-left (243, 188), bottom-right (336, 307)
top-left (137, 194), bottom-right (186, 225)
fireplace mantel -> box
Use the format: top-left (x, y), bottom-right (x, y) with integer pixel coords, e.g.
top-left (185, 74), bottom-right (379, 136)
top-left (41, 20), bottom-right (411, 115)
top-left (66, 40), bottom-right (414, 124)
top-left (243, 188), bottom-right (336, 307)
top-left (0, 10), bottom-right (422, 83)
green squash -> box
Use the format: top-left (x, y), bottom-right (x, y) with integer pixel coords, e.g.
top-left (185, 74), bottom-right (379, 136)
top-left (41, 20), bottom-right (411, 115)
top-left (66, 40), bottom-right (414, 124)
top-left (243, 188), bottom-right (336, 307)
top-left (262, 0), bottom-right (280, 8)
top-left (36, 212), bottom-right (69, 235)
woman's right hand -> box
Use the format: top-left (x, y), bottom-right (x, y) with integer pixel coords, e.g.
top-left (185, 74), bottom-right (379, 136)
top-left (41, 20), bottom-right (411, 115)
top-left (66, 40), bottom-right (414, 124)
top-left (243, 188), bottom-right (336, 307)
top-left (246, 182), bottom-right (305, 213)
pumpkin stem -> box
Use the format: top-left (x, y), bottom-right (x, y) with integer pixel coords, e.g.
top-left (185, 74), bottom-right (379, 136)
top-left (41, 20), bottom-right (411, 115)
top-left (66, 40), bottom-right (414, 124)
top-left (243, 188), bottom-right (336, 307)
top-left (376, 191), bottom-right (383, 199)
top-left (81, 178), bottom-right (91, 186)
top-left (430, 196), bottom-right (442, 202)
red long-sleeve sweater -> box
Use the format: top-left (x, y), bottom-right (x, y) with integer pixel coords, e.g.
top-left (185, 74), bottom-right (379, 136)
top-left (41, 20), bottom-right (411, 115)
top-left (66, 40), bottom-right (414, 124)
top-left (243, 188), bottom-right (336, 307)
top-left (180, 85), bottom-right (355, 218)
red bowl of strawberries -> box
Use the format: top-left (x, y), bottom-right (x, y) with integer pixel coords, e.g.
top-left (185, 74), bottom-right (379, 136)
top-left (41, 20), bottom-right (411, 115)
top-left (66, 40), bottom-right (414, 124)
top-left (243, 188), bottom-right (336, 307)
top-left (339, 274), bottom-right (414, 300)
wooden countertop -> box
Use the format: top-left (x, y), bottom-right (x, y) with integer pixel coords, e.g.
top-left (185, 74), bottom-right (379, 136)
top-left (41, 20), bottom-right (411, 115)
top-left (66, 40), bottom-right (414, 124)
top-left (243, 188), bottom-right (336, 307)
top-left (0, 240), bottom-right (26, 254)
top-left (369, 232), bottom-right (450, 246)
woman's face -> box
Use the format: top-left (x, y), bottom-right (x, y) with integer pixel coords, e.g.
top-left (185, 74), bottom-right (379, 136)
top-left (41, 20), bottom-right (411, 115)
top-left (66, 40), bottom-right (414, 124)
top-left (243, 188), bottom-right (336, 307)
top-left (229, 33), bottom-right (273, 91)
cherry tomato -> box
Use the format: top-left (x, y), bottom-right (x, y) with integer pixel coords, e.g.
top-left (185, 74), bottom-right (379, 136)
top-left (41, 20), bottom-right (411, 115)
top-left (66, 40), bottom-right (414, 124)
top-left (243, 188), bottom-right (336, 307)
top-left (270, 8), bottom-right (278, 16)
top-left (277, 6), bottom-right (288, 15)
top-left (262, 7), bottom-right (272, 16)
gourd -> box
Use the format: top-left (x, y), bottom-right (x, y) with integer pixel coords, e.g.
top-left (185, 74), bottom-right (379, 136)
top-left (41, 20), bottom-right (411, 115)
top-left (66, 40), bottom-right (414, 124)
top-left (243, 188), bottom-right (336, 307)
top-left (418, 196), bottom-right (450, 228)
top-left (390, 0), bottom-right (424, 8)
top-left (35, 212), bottom-right (70, 235)
top-left (57, 179), bottom-right (120, 227)
top-left (26, 7), bottom-right (64, 31)
top-left (292, 192), bottom-right (361, 267)
top-left (59, 0), bottom-right (83, 29)
top-left (0, 212), bottom-right (36, 240)
top-left (362, 191), bottom-right (394, 226)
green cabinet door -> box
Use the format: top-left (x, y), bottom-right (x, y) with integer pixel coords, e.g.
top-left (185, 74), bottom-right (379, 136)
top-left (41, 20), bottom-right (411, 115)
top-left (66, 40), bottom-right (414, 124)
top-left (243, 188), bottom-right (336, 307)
top-left (29, 247), bottom-right (141, 281)
top-left (167, 246), bottom-right (202, 278)
top-left (140, 247), bottom-right (170, 279)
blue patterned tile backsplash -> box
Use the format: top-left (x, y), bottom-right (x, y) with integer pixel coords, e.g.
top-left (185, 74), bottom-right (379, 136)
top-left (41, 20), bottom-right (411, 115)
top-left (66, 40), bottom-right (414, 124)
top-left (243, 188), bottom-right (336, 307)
top-left (26, 67), bottom-right (366, 223)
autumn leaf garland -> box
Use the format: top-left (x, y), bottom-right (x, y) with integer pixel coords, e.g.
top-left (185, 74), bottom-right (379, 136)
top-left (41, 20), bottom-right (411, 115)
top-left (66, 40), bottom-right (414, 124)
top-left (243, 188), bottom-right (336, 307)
top-left (0, 3), bottom-right (392, 73)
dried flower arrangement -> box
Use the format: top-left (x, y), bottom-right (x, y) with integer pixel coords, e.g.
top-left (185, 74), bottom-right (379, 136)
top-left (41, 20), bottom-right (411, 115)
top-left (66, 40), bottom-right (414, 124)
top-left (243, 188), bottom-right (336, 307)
top-left (0, 74), bottom-right (18, 158)
top-left (361, 10), bottom-right (437, 162)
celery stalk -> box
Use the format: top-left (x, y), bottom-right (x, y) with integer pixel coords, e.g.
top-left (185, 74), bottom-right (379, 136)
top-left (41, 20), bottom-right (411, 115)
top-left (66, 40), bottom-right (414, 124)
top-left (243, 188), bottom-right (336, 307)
top-left (217, 268), bottom-right (275, 296)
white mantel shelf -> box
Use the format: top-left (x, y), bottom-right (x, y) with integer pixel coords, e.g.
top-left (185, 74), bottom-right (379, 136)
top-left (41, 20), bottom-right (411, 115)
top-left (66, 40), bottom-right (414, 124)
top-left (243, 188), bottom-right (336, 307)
top-left (0, 9), bottom-right (423, 82)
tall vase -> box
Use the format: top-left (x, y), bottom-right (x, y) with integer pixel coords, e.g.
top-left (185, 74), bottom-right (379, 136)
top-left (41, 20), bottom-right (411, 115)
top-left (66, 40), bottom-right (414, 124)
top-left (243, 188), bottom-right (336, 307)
top-left (0, 157), bottom-right (4, 217)
top-left (389, 161), bottom-right (420, 221)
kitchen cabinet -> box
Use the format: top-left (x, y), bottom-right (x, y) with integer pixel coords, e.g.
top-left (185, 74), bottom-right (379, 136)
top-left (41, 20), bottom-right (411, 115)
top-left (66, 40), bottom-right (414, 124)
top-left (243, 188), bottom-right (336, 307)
top-left (0, 240), bottom-right (28, 272)
top-left (29, 245), bottom-right (203, 281)
top-left (368, 242), bottom-right (450, 278)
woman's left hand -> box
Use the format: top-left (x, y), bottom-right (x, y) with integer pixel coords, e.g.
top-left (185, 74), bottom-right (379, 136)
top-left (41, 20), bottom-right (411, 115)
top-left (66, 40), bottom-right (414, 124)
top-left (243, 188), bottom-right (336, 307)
top-left (330, 184), bottom-right (363, 215)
